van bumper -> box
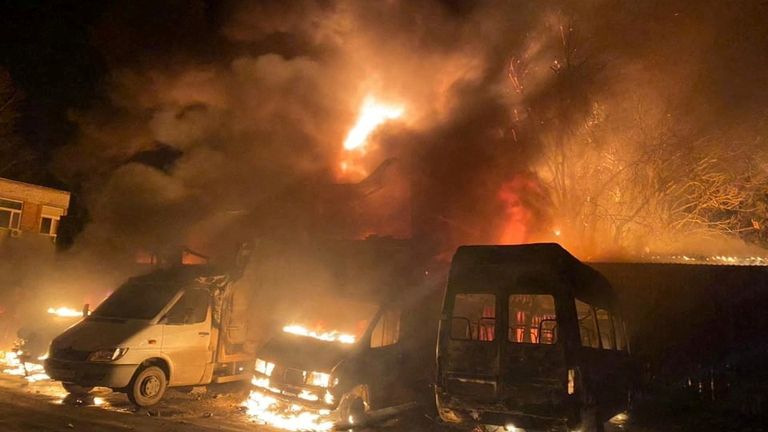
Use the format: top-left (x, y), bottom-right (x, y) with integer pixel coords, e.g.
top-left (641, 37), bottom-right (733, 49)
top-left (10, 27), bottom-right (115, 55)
top-left (44, 358), bottom-right (137, 388)
top-left (436, 390), bottom-right (571, 430)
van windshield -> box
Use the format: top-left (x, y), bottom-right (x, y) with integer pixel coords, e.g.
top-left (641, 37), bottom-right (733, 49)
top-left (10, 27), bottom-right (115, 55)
top-left (282, 298), bottom-right (379, 345)
top-left (91, 281), bottom-right (181, 320)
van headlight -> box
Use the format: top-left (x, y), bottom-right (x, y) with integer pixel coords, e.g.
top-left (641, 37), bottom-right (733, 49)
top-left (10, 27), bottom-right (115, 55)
top-left (88, 348), bottom-right (128, 362)
top-left (255, 359), bottom-right (275, 376)
top-left (306, 371), bottom-right (338, 388)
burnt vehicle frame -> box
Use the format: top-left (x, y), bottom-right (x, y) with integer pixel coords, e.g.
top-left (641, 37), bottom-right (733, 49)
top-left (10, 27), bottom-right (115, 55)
top-left (249, 237), bottom-right (439, 428)
top-left (436, 244), bottom-right (633, 432)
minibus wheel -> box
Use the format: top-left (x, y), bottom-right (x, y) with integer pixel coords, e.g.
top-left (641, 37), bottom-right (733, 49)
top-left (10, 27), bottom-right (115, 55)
top-left (337, 385), bottom-right (370, 426)
top-left (578, 406), bottom-right (605, 432)
top-left (127, 366), bottom-right (167, 407)
top-left (62, 383), bottom-right (93, 395)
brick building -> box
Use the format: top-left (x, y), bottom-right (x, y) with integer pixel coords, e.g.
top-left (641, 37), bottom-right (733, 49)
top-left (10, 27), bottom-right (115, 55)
top-left (0, 177), bottom-right (70, 244)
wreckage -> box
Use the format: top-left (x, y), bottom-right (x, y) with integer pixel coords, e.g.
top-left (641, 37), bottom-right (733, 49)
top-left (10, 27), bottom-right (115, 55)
top-left (436, 243), bottom-right (633, 432)
top-left (244, 237), bottom-right (441, 431)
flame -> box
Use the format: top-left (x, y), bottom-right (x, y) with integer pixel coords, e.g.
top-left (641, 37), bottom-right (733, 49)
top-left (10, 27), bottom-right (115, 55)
top-left (1, 351), bottom-right (50, 382)
top-left (282, 324), bottom-right (356, 344)
top-left (47, 306), bottom-right (84, 318)
top-left (343, 96), bottom-right (404, 152)
top-left (338, 95), bottom-right (404, 181)
top-left (244, 390), bottom-right (334, 431)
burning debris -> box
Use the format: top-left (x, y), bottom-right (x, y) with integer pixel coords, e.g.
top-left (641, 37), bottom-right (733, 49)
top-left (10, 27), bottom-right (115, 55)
top-left (0, 350), bottom-right (50, 383)
top-left (244, 380), bottom-right (334, 432)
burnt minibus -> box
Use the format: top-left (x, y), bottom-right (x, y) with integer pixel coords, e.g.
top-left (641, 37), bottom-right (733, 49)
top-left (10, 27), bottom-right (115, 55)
top-left (436, 244), bottom-right (632, 432)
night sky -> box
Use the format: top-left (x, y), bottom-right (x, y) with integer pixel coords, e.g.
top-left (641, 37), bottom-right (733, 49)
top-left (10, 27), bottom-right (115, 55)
top-left (0, 0), bottom-right (223, 187)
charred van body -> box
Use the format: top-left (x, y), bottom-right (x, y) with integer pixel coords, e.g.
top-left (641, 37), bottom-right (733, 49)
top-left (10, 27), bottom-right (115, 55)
top-left (246, 237), bottom-right (440, 429)
top-left (436, 243), bottom-right (633, 432)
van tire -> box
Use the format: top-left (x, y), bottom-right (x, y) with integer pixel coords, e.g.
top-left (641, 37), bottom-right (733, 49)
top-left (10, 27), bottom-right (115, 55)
top-left (62, 383), bottom-right (93, 395)
top-left (337, 385), bottom-right (370, 426)
top-left (579, 407), bottom-right (604, 432)
top-left (127, 366), bottom-right (167, 407)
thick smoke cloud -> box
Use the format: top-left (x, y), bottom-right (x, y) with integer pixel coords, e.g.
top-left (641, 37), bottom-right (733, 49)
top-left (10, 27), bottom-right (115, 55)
top-left (4, 0), bottom-right (768, 351)
top-left (53, 0), bottom-right (768, 261)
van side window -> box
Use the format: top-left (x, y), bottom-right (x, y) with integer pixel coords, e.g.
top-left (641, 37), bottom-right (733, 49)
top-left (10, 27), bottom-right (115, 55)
top-left (613, 315), bottom-right (628, 351)
top-left (450, 294), bottom-right (495, 341)
top-left (595, 308), bottom-right (615, 350)
top-left (508, 295), bottom-right (557, 344)
top-left (166, 289), bottom-right (209, 325)
top-left (576, 300), bottom-right (599, 348)
top-left (370, 309), bottom-right (401, 348)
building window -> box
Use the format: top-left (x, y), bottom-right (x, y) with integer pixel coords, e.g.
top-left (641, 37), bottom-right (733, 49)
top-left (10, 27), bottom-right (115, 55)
top-left (0, 198), bottom-right (22, 230)
top-left (40, 217), bottom-right (54, 235)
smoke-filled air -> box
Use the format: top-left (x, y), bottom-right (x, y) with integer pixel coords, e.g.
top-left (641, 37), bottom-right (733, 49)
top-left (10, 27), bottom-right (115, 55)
top-left (46, 0), bottom-right (768, 265)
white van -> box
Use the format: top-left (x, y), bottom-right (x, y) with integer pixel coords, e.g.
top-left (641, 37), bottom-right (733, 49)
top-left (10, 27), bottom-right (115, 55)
top-left (44, 266), bottom-right (254, 406)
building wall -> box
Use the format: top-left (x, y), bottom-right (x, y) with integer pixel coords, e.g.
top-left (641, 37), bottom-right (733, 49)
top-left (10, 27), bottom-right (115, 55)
top-left (0, 177), bottom-right (70, 240)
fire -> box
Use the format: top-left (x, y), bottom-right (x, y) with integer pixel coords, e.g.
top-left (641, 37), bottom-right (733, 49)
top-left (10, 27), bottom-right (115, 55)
top-left (338, 95), bottom-right (404, 181)
top-left (47, 306), bottom-right (84, 318)
top-left (244, 389), bottom-right (334, 431)
top-left (0, 350), bottom-right (50, 382)
top-left (283, 324), bottom-right (356, 344)
top-left (343, 96), bottom-right (404, 152)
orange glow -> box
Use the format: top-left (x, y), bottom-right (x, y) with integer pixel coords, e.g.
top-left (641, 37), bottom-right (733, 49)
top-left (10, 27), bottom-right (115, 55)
top-left (47, 306), bottom-right (83, 318)
top-left (282, 324), bottom-right (356, 344)
top-left (343, 96), bottom-right (404, 152)
top-left (338, 95), bottom-right (404, 181)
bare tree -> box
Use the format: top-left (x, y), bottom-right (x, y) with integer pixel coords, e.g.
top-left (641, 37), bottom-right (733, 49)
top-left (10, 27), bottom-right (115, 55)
top-left (509, 13), bottom-right (768, 257)
top-left (0, 67), bottom-right (34, 179)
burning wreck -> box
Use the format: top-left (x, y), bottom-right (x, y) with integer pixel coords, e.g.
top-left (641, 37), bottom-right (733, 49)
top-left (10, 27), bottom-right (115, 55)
top-left (244, 237), bottom-right (441, 431)
top-left (436, 244), bottom-right (633, 432)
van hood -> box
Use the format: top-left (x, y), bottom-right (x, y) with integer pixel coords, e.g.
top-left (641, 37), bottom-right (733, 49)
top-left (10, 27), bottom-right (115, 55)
top-left (259, 333), bottom-right (354, 372)
top-left (52, 317), bottom-right (152, 351)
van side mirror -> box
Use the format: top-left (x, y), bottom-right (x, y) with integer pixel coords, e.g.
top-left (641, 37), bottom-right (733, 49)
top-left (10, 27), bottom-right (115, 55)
top-left (82, 303), bottom-right (90, 316)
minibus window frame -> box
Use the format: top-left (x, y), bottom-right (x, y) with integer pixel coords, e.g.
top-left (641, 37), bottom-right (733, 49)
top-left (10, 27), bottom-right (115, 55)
top-left (449, 293), bottom-right (497, 342)
top-left (507, 293), bottom-right (558, 345)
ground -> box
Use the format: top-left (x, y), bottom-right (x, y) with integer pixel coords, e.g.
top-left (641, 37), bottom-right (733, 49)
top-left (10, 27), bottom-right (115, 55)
top-left (0, 371), bottom-right (648, 432)
top-left (0, 372), bottom-right (267, 432)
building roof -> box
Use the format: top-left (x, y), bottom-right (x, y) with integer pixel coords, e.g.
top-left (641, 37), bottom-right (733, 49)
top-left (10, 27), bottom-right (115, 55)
top-left (0, 177), bottom-right (70, 209)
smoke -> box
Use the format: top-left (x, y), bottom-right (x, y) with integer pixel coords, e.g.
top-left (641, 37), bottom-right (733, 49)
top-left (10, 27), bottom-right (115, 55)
top-left (41, 0), bottom-right (768, 279)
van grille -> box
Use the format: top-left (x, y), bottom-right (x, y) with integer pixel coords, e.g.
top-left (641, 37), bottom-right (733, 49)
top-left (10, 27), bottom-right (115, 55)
top-left (51, 347), bottom-right (90, 361)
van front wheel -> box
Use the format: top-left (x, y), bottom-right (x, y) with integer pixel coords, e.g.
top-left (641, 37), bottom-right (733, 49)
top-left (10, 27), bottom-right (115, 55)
top-left (578, 406), bottom-right (605, 432)
top-left (127, 366), bottom-right (167, 407)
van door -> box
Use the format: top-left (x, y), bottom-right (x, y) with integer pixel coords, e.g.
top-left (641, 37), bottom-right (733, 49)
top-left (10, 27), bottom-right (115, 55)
top-left (576, 300), bottom-right (632, 417)
top-left (363, 309), bottom-right (403, 408)
top-left (161, 288), bottom-right (213, 386)
top-left (441, 293), bottom-right (500, 402)
top-left (501, 294), bottom-right (567, 417)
